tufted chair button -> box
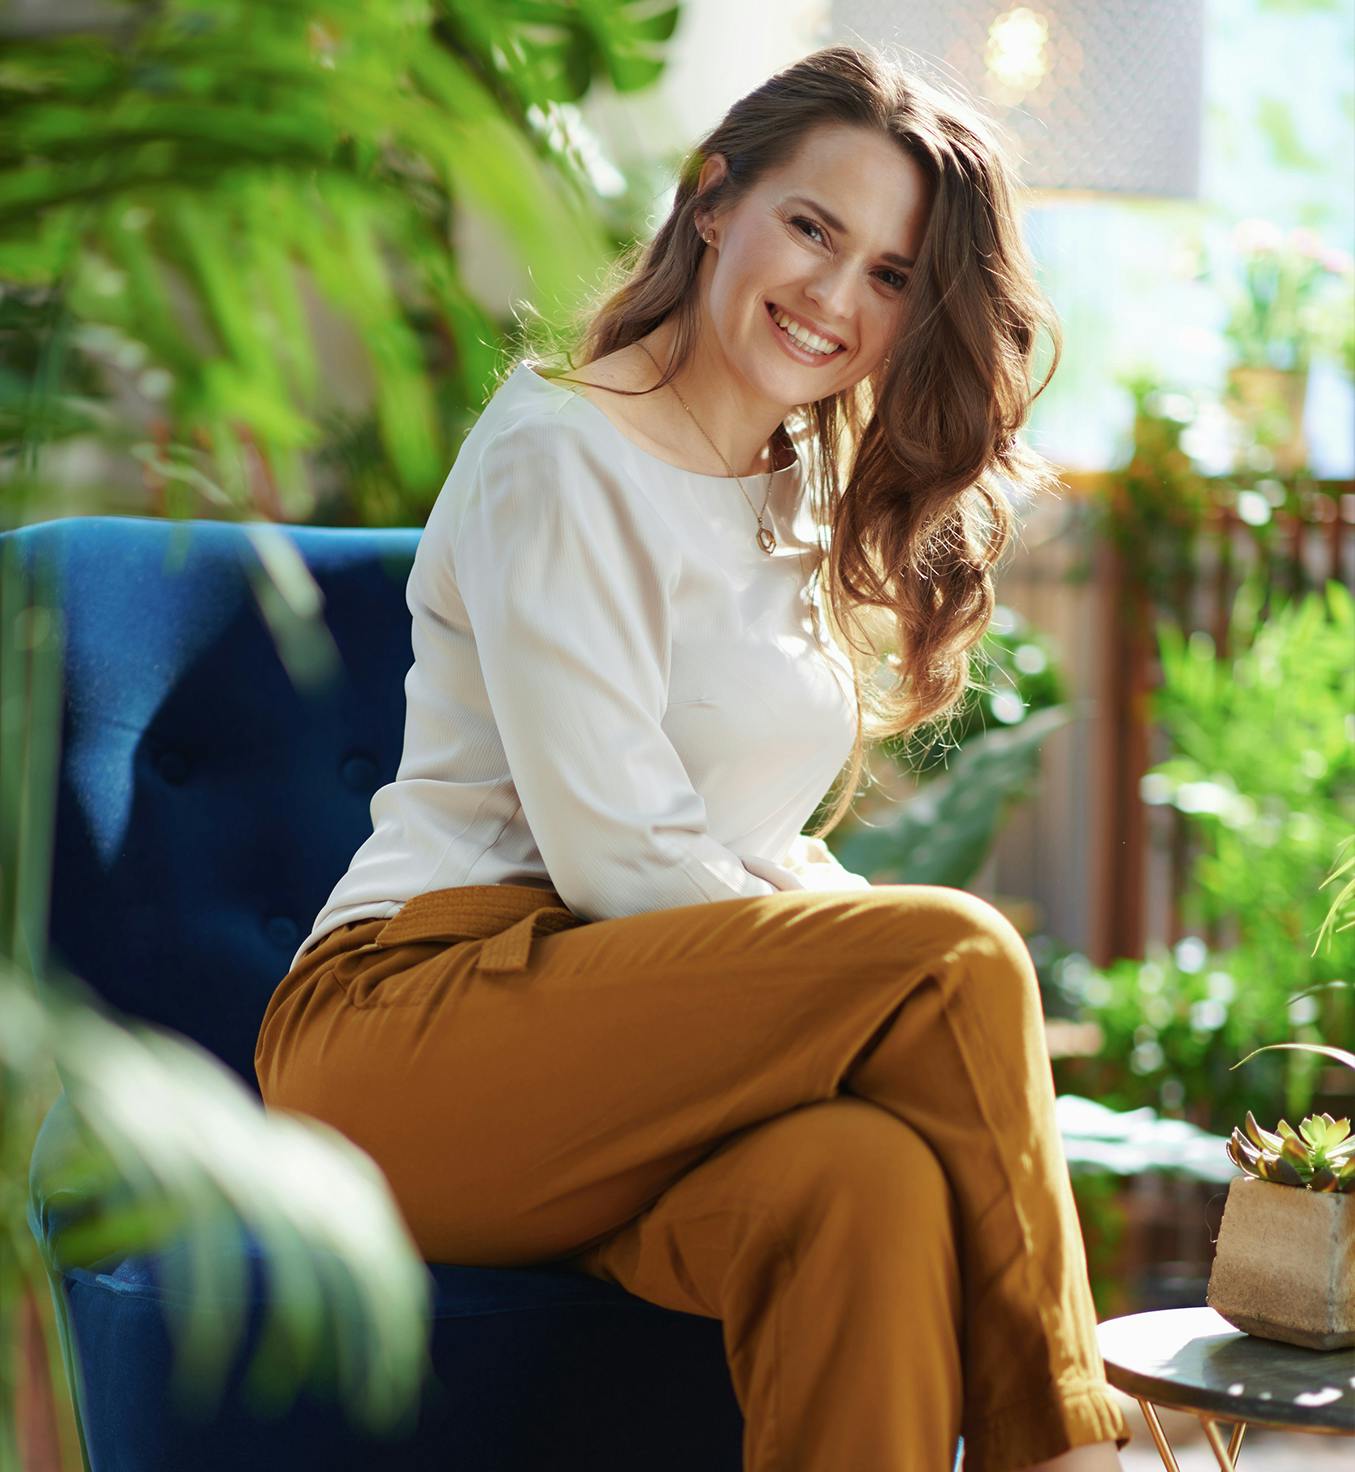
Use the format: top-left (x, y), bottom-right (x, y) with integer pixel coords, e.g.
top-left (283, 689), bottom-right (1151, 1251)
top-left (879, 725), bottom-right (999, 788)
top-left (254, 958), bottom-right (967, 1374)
top-left (264, 915), bottom-right (299, 949)
top-left (339, 753), bottom-right (378, 793)
top-left (156, 750), bottom-right (189, 785)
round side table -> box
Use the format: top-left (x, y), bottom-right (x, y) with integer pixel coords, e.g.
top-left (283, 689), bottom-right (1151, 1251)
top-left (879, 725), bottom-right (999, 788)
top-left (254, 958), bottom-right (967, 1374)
top-left (1097, 1306), bottom-right (1354, 1471)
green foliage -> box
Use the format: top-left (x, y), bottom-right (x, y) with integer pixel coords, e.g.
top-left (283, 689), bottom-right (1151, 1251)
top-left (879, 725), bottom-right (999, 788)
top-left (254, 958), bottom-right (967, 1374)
top-left (0, 0), bottom-right (670, 528)
top-left (1057, 577), bottom-right (1355, 1133)
top-left (1257, 0), bottom-right (1342, 13)
top-left (1311, 832), bottom-right (1355, 955)
top-left (833, 703), bottom-right (1079, 888)
top-left (1200, 217), bottom-right (1355, 373)
top-left (1070, 375), bottom-right (1213, 620)
top-left (11, 964), bottom-right (437, 1431)
top-left (823, 606), bottom-right (1078, 888)
top-left (1148, 575), bottom-right (1354, 962)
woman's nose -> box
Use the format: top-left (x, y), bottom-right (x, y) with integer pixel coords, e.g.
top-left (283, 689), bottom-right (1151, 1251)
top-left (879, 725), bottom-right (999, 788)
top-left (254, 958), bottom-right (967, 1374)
top-left (801, 271), bottom-right (856, 330)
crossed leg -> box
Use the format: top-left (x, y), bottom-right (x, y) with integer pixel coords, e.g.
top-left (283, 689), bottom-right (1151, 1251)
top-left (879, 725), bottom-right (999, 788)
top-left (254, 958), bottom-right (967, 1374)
top-left (565, 1096), bottom-right (965, 1472)
top-left (261, 882), bottom-right (1131, 1472)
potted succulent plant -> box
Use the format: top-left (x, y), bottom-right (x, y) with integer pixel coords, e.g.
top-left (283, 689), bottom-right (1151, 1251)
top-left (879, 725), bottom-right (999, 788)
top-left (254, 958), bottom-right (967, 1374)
top-left (1206, 1043), bottom-right (1355, 1350)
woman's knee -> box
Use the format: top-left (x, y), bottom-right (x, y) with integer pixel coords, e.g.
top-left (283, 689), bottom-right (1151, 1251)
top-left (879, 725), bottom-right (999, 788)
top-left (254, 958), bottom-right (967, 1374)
top-left (905, 884), bottom-right (1030, 959)
top-left (879, 884), bottom-right (1041, 1017)
top-left (768, 1097), bottom-right (955, 1235)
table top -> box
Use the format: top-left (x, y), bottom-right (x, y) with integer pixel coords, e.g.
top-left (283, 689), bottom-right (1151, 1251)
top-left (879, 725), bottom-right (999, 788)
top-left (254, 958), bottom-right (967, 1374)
top-left (1097, 1307), bottom-right (1354, 1435)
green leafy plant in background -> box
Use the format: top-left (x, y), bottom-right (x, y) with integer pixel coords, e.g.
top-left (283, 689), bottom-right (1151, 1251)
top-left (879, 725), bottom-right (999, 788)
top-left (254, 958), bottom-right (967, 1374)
top-left (821, 605), bottom-right (1082, 890)
top-left (1204, 218), bottom-right (1355, 375)
top-left (0, 0), bottom-right (674, 530)
top-left (1070, 373), bottom-right (1214, 625)
top-left (1055, 574), bottom-right (1354, 1135)
top-left (1069, 369), bottom-right (1348, 641)
top-left (831, 702), bottom-right (1080, 888)
top-left (1188, 218), bottom-right (1355, 470)
top-left (1310, 830), bottom-right (1355, 955)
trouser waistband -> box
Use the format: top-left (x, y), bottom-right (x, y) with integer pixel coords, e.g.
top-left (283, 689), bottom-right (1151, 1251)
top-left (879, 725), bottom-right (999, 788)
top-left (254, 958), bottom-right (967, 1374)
top-left (371, 883), bottom-right (583, 973)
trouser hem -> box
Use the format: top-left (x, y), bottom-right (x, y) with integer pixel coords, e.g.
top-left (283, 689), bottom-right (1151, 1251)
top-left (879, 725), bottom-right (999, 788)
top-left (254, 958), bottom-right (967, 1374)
top-left (961, 1380), bottom-right (1131, 1472)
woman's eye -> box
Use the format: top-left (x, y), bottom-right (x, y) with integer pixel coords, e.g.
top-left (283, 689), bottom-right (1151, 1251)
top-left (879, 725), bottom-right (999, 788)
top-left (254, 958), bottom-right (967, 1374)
top-left (792, 216), bottom-right (907, 291)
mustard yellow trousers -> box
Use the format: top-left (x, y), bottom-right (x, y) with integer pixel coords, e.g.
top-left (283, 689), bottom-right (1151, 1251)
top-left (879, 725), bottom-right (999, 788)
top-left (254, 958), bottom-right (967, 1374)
top-left (254, 881), bottom-right (1131, 1472)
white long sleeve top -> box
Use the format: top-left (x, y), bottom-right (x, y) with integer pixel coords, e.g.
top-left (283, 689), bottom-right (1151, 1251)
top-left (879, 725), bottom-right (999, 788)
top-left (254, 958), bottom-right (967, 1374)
top-left (290, 359), bottom-right (870, 973)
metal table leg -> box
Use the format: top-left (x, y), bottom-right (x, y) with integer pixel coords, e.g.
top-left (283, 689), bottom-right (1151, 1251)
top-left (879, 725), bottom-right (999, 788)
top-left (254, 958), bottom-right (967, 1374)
top-left (1135, 1398), bottom-right (1247, 1471)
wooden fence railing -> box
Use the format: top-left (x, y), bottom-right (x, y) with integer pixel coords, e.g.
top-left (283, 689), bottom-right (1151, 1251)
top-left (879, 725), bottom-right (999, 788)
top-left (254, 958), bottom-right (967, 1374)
top-left (1061, 472), bottom-right (1355, 965)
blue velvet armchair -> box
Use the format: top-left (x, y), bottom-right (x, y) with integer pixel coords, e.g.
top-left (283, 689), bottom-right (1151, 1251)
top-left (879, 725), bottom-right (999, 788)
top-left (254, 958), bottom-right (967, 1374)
top-left (11, 514), bottom-right (763, 1472)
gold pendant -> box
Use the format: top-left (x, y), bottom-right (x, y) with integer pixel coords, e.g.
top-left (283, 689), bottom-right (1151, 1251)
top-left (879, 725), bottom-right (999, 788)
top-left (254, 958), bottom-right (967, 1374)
top-left (756, 525), bottom-right (777, 554)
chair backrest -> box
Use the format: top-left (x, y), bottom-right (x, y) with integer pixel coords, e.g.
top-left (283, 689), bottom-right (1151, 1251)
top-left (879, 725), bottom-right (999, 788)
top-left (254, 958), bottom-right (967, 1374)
top-left (4, 515), bottom-right (419, 1088)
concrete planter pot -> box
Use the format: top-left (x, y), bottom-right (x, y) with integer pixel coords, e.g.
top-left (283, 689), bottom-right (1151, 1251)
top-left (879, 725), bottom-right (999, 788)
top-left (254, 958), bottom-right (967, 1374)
top-left (1206, 1175), bottom-right (1354, 1350)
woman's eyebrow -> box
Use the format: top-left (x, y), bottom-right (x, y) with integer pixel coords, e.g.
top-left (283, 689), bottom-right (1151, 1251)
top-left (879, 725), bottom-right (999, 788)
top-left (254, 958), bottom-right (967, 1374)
top-left (783, 193), bottom-right (915, 269)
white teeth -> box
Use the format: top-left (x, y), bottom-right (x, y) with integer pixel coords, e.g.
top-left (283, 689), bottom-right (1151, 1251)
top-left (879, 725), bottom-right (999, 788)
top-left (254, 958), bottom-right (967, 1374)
top-left (772, 308), bottom-right (837, 356)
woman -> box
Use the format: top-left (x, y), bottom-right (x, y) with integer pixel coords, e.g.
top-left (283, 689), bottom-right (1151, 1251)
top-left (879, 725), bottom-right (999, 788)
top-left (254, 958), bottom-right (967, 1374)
top-left (256, 43), bottom-right (1132, 1472)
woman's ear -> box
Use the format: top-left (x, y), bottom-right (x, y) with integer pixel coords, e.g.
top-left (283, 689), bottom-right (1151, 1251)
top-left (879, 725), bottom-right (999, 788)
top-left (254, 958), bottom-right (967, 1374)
top-left (693, 152), bottom-right (730, 233)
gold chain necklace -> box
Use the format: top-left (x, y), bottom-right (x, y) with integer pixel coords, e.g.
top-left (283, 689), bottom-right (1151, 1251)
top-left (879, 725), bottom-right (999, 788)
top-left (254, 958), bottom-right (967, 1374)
top-left (636, 341), bottom-right (778, 555)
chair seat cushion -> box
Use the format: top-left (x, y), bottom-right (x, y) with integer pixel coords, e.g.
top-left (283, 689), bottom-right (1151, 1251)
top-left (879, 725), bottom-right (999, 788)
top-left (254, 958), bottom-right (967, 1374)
top-left (41, 1211), bottom-right (746, 1472)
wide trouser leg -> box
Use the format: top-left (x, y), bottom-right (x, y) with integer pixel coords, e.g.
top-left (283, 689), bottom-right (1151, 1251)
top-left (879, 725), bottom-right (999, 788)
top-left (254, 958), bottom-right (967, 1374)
top-left (837, 912), bottom-right (1124, 1472)
top-left (564, 1096), bottom-right (964, 1472)
top-left (256, 882), bottom-right (1131, 1472)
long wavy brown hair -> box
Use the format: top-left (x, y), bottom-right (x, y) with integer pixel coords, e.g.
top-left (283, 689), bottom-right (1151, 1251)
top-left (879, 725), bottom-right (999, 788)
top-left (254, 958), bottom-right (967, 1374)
top-left (510, 42), bottom-right (1064, 842)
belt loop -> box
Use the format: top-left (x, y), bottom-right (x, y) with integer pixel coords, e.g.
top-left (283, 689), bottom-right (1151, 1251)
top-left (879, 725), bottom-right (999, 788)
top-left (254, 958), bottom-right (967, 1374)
top-left (476, 905), bottom-right (579, 974)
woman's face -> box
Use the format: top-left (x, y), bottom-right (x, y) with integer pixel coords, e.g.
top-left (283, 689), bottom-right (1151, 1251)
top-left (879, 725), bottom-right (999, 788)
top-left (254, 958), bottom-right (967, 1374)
top-left (695, 122), bottom-right (933, 403)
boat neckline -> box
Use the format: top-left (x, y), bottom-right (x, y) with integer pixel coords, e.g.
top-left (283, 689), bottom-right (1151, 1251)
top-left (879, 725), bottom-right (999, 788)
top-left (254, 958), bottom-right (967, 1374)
top-left (516, 360), bottom-right (803, 486)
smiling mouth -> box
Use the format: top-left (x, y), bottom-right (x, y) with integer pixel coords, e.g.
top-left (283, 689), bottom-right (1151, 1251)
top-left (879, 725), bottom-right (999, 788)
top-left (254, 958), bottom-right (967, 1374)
top-left (766, 301), bottom-right (845, 356)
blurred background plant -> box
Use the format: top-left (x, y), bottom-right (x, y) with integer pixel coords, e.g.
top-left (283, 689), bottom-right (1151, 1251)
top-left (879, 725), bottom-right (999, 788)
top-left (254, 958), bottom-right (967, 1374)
top-left (1207, 219), bottom-right (1355, 376)
top-left (822, 605), bottom-right (1081, 893)
top-left (1076, 375), bottom-right (1215, 623)
top-left (1198, 220), bottom-right (1355, 473)
top-left (1050, 574), bottom-right (1354, 1134)
top-left (0, 0), bottom-right (672, 529)
top-left (1311, 831), bottom-right (1355, 956)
